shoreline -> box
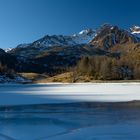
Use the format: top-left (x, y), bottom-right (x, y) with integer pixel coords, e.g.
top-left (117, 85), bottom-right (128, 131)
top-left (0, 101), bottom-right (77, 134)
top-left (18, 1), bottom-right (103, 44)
top-left (1, 100), bottom-right (140, 109)
top-left (1, 81), bottom-right (140, 85)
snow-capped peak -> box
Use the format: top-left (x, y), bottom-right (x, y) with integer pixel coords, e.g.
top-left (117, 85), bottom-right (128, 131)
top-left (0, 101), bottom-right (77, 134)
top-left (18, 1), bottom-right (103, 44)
top-left (130, 26), bottom-right (140, 38)
top-left (79, 30), bottom-right (88, 35)
top-left (132, 26), bottom-right (140, 30)
top-left (78, 28), bottom-right (94, 35)
top-left (72, 28), bottom-right (96, 44)
top-left (130, 26), bottom-right (140, 34)
top-left (4, 48), bottom-right (13, 52)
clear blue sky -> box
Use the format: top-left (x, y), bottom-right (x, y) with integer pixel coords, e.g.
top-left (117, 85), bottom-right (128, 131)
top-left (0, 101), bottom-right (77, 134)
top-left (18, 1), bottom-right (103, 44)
top-left (0, 0), bottom-right (140, 49)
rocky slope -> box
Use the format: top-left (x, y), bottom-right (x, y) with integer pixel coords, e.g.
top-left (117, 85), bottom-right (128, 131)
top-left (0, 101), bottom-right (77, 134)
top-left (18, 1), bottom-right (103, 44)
top-left (90, 24), bottom-right (140, 50)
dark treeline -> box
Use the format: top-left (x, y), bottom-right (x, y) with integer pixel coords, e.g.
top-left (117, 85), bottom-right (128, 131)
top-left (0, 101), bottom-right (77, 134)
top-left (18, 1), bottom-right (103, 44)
top-left (0, 54), bottom-right (16, 74)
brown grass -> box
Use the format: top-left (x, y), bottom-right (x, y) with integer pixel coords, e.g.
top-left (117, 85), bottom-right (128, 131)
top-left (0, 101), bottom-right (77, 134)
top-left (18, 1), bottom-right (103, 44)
top-left (19, 72), bottom-right (140, 83)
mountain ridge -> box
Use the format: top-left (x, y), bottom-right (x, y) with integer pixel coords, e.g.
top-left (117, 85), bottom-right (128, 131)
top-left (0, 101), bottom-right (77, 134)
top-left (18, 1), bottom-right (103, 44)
top-left (0, 24), bottom-right (140, 82)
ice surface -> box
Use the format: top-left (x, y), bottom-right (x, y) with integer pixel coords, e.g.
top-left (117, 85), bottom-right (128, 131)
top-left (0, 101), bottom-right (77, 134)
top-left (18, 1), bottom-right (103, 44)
top-left (0, 103), bottom-right (140, 140)
top-left (0, 83), bottom-right (140, 106)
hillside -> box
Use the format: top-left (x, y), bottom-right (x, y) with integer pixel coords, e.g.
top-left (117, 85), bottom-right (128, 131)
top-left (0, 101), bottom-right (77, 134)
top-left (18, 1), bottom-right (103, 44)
top-left (0, 24), bottom-right (140, 83)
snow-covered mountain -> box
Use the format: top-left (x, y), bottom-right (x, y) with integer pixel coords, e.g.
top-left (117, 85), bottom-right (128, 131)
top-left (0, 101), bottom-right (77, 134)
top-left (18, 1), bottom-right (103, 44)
top-left (0, 24), bottom-right (140, 81)
top-left (7, 25), bottom-right (140, 53)
top-left (14, 29), bottom-right (95, 51)
top-left (7, 24), bottom-right (140, 61)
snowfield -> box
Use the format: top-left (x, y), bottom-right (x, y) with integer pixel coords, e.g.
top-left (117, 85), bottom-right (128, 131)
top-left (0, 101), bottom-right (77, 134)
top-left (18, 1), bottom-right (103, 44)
top-left (0, 83), bottom-right (140, 106)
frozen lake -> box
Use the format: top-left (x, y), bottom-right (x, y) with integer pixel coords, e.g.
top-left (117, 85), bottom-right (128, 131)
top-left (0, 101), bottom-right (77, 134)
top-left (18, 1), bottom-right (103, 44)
top-left (0, 103), bottom-right (140, 140)
top-left (0, 84), bottom-right (140, 140)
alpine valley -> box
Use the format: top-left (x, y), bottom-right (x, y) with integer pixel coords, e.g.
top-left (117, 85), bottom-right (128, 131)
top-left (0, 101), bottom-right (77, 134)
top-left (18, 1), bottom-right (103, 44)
top-left (0, 24), bottom-right (140, 83)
